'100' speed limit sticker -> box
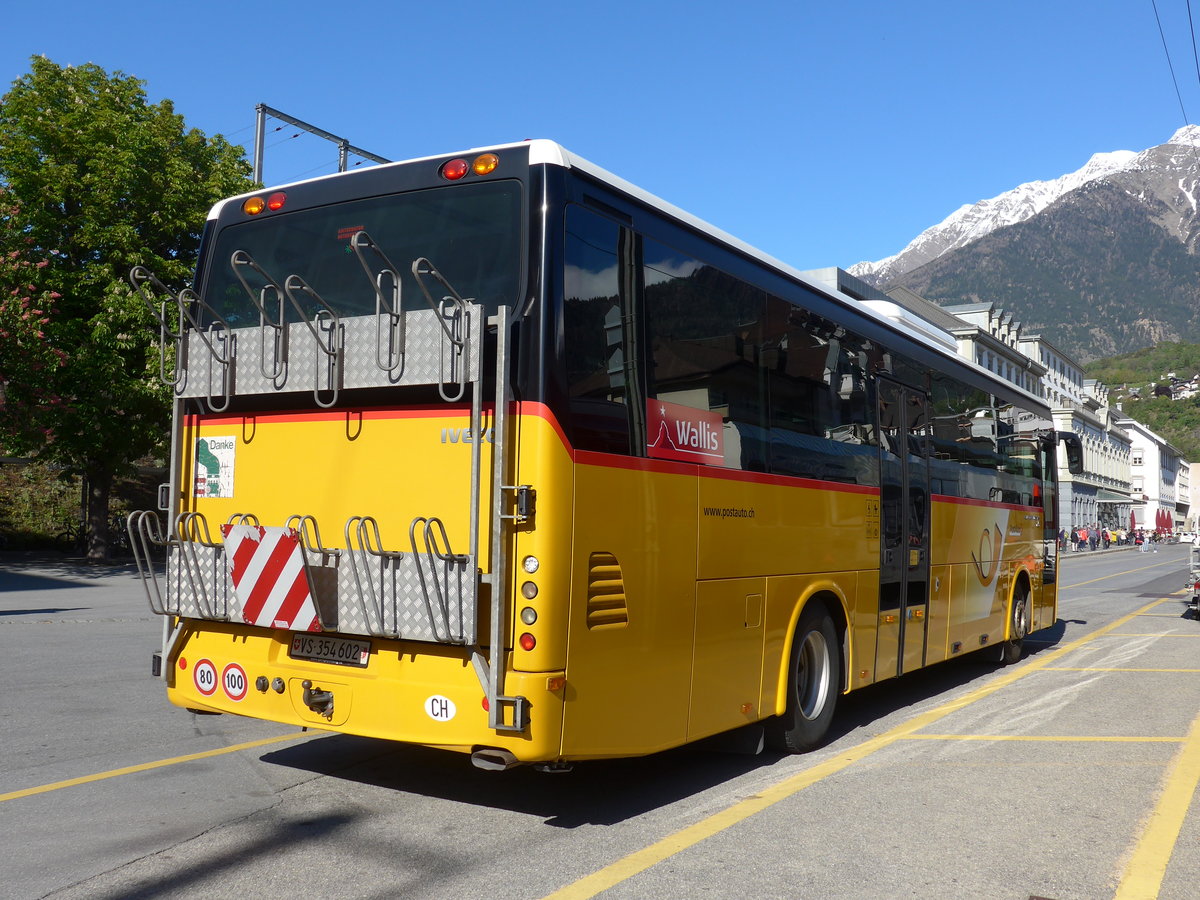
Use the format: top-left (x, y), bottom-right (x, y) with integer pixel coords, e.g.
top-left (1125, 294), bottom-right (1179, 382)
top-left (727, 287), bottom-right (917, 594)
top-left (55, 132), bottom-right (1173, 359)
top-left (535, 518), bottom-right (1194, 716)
top-left (221, 663), bottom-right (248, 702)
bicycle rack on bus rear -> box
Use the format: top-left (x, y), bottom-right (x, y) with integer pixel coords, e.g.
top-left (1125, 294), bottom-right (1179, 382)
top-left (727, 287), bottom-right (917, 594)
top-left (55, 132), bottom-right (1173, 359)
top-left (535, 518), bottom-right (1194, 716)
top-left (130, 254), bottom-right (528, 733)
top-left (130, 266), bottom-right (234, 413)
top-left (128, 509), bottom-right (232, 681)
top-left (341, 515), bottom-right (475, 644)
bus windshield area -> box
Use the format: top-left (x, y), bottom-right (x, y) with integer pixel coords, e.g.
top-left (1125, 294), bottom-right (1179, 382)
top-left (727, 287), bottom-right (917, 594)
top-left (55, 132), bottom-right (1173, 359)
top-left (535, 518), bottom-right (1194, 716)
top-left (199, 179), bottom-right (523, 327)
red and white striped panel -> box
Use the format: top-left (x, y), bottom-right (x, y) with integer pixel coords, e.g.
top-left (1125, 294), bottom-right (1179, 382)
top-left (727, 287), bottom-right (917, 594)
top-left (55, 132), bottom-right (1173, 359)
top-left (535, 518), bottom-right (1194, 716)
top-left (221, 524), bottom-right (321, 632)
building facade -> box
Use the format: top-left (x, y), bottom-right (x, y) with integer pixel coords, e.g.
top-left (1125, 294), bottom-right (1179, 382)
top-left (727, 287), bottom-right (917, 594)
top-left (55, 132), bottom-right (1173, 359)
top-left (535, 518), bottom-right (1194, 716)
top-left (1118, 416), bottom-right (1183, 533)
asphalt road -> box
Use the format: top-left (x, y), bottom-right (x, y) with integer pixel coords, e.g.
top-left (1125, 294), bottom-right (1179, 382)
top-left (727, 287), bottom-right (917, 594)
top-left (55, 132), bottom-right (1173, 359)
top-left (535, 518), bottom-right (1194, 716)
top-left (1, 545), bottom-right (1197, 900)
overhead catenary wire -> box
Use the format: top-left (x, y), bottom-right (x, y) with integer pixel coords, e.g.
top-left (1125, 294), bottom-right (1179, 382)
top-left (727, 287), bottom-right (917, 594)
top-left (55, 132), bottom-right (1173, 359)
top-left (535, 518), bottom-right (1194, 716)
top-left (252, 103), bottom-right (389, 184)
top-left (1175, 0), bottom-right (1200, 185)
top-left (259, 135), bottom-right (380, 185)
top-left (1151, 0), bottom-right (1192, 126)
top-left (1150, 0), bottom-right (1200, 191)
top-left (1189, 0), bottom-right (1200, 89)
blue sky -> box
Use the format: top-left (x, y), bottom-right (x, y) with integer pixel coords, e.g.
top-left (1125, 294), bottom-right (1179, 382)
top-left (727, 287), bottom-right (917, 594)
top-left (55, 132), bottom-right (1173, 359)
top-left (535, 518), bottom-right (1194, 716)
top-left (3, 1), bottom-right (1198, 270)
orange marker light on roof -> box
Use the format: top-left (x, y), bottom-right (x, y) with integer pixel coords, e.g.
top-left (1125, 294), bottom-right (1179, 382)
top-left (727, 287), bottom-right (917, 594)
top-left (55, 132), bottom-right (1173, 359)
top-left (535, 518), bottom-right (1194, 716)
top-left (473, 153), bottom-right (499, 175)
top-left (441, 158), bottom-right (470, 181)
top-left (266, 191), bottom-right (287, 211)
top-left (243, 196), bottom-right (266, 215)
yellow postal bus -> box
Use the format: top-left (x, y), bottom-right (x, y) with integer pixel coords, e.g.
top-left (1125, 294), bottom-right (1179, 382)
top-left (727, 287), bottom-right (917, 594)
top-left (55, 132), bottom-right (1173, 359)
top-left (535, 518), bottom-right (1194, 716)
top-left (129, 141), bottom-right (1082, 770)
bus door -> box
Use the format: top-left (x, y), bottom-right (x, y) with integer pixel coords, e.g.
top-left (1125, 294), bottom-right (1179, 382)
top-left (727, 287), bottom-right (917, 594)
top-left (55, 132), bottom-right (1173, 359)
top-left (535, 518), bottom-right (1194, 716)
top-left (875, 378), bottom-right (931, 679)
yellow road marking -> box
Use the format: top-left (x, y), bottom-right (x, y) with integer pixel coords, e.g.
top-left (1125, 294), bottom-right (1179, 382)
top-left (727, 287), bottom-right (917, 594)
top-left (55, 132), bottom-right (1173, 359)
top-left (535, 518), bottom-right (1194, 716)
top-left (905, 734), bottom-right (1184, 743)
top-left (541, 597), bottom-right (1172, 900)
top-left (0, 732), bottom-right (308, 804)
top-left (1114, 706), bottom-right (1200, 899)
top-left (1043, 667), bottom-right (1200, 673)
top-left (1105, 633), bottom-right (1200, 638)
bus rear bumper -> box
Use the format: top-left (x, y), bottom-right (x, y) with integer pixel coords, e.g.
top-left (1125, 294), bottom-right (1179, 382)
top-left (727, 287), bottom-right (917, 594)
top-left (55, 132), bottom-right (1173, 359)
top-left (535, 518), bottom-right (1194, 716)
top-left (164, 621), bottom-right (565, 764)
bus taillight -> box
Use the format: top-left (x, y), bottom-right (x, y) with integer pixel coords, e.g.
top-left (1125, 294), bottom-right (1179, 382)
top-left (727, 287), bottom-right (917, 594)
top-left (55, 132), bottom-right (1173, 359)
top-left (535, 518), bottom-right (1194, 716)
top-left (441, 158), bottom-right (470, 180)
top-left (242, 193), bottom-right (285, 215)
top-left (441, 154), bottom-right (500, 181)
top-left (472, 153), bottom-right (499, 175)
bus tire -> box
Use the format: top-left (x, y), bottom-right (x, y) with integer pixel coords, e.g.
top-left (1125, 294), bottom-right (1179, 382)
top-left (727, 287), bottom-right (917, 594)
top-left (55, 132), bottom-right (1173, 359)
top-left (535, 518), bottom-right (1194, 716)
top-left (992, 579), bottom-right (1030, 666)
top-left (766, 604), bottom-right (840, 753)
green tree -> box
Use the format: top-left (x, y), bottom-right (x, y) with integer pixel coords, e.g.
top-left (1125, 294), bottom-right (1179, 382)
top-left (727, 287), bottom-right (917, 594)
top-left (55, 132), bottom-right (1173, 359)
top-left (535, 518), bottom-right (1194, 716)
top-left (0, 198), bottom-right (66, 448)
top-left (0, 56), bottom-right (252, 559)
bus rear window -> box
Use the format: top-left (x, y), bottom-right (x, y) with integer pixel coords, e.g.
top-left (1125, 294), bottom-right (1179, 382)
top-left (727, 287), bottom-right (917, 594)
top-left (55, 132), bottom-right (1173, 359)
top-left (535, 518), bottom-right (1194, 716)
top-left (200, 180), bottom-right (523, 325)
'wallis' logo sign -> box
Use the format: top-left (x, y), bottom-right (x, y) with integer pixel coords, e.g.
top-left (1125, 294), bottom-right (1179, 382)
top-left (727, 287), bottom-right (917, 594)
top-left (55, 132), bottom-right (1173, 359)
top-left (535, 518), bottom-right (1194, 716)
top-left (646, 398), bottom-right (725, 465)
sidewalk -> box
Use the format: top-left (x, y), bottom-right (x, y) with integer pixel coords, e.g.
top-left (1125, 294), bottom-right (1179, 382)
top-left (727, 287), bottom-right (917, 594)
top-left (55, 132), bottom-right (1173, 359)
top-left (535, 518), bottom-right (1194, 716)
top-left (1059, 542), bottom-right (1180, 557)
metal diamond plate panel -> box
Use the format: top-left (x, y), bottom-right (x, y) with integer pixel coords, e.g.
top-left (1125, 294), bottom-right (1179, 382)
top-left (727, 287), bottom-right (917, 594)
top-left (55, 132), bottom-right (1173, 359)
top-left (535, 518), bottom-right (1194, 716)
top-left (337, 550), bottom-right (477, 644)
top-left (177, 307), bottom-right (481, 401)
top-left (165, 544), bottom-right (234, 621)
top-left (162, 541), bottom-right (477, 645)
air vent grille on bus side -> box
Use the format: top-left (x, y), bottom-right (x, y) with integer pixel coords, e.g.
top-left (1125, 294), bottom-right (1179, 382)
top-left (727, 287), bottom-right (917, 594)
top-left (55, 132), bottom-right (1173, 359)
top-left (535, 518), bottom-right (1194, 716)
top-left (586, 552), bottom-right (629, 629)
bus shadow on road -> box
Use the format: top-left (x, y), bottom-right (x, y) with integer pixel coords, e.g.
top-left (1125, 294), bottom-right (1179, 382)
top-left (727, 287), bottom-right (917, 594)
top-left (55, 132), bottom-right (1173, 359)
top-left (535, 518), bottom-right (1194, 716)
top-left (258, 630), bottom-right (1078, 828)
top-left (260, 733), bottom-right (781, 827)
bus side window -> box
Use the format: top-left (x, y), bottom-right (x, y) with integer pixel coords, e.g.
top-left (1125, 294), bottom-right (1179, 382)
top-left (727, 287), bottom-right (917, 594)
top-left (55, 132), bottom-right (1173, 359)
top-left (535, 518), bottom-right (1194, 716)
top-left (642, 239), bottom-right (767, 471)
top-left (563, 206), bottom-right (636, 455)
top-left (928, 373), bottom-right (1038, 501)
top-left (764, 296), bottom-right (878, 486)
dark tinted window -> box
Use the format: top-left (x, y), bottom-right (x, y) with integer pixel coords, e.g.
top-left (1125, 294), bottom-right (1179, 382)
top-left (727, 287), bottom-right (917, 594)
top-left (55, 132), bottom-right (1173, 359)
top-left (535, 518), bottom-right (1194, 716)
top-left (563, 206), bottom-right (636, 454)
top-left (558, 211), bottom-right (1048, 498)
top-left (928, 371), bottom-right (1043, 504)
top-left (202, 180), bottom-right (522, 326)
top-left (643, 239), bottom-right (767, 471)
top-left (763, 295), bottom-right (879, 484)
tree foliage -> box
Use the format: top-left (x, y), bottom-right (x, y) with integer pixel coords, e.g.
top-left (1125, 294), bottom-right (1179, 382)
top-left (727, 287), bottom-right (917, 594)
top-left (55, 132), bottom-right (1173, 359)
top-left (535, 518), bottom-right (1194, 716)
top-left (0, 56), bottom-right (252, 557)
top-left (1084, 340), bottom-right (1200, 390)
top-left (1086, 340), bottom-right (1200, 460)
top-left (0, 203), bottom-right (66, 448)
top-left (1118, 396), bottom-right (1200, 461)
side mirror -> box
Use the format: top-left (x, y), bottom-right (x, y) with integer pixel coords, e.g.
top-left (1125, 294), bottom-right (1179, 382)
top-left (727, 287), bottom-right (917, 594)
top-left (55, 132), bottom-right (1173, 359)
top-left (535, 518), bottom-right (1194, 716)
top-left (1057, 431), bottom-right (1084, 475)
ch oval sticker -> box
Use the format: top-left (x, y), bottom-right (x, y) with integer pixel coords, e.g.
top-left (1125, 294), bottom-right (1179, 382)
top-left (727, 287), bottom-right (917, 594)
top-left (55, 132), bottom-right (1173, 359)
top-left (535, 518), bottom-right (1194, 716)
top-left (424, 694), bottom-right (457, 722)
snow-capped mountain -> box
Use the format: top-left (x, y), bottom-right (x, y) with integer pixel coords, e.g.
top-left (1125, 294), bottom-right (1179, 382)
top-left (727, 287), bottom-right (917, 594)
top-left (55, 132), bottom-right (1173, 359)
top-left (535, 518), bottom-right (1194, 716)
top-left (872, 126), bottom-right (1200, 361)
top-left (849, 126), bottom-right (1200, 284)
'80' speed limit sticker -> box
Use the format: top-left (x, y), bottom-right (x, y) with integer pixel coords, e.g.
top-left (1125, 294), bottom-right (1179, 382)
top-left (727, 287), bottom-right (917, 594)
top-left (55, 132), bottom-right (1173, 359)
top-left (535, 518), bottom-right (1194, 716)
top-left (193, 659), bottom-right (218, 696)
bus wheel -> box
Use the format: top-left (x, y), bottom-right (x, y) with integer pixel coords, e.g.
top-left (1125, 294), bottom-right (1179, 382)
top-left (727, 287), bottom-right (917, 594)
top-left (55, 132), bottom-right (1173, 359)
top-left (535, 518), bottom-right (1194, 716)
top-left (766, 604), bottom-right (840, 753)
top-left (993, 581), bottom-right (1030, 666)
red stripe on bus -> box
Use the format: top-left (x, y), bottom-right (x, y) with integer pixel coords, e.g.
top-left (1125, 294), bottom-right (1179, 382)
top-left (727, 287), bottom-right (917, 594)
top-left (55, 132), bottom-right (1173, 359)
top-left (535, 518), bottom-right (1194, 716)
top-left (187, 401), bottom-right (566, 438)
top-left (187, 405), bottom-right (1038, 511)
top-left (187, 405), bottom-right (475, 428)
